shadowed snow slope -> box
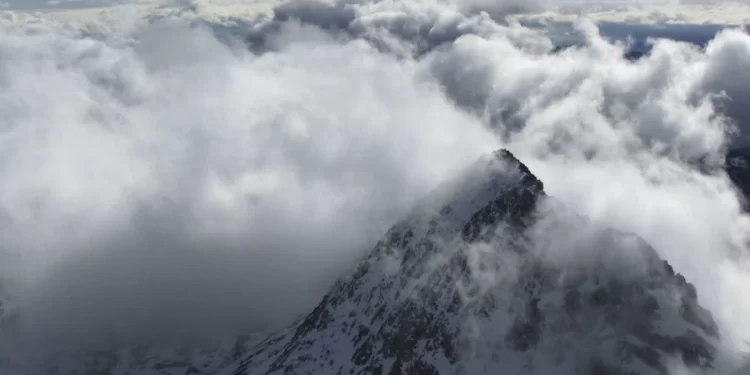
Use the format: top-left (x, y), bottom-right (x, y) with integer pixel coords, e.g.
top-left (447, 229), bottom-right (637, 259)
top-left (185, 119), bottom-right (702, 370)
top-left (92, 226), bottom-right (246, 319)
top-left (223, 149), bottom-right (718, 375)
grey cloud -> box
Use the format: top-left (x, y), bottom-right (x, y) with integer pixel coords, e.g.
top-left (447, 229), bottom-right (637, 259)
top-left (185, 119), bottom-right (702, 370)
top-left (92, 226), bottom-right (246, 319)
top-left (3, 0), bottom-right (750, 372)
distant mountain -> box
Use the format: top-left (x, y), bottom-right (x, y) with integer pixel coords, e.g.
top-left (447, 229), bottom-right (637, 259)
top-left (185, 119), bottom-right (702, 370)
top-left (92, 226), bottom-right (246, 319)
top-left (224, 149), bottom-right (718, 375)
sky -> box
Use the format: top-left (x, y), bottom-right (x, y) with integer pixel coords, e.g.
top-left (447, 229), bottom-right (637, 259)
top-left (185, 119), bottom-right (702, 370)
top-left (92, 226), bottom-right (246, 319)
top-left (1, 0), bottom-right (120, 10)
top-left (5, 0), bottom-right (750, 25)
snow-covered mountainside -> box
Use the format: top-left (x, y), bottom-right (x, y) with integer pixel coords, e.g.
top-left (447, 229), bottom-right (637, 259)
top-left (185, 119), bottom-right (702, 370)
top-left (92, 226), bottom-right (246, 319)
top-left (224, 149), bottom-right (719, 375)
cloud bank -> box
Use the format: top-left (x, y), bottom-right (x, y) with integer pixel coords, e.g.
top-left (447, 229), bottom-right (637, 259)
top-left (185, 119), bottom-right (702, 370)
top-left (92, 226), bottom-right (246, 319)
top-left (2, 0), bottom-right (750, 372)
top-left (0, 12), bottom-right (501, 348)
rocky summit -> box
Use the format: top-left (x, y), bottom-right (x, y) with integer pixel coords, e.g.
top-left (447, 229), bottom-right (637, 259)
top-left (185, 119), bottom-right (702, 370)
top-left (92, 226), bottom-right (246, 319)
top-left (223, 149), bottom-right (719, 375)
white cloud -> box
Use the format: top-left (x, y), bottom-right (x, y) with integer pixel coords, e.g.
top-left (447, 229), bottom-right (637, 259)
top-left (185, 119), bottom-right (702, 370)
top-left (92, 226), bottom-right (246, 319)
top-left (0, 9), bottom-right (499, 350)
top-left (3, 0), bottom-right (750, 372)
top-left (514, 2), bottom-right (750, 25)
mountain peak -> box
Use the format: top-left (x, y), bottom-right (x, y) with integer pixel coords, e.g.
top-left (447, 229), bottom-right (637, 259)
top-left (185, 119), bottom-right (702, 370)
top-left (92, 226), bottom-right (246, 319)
top-left (490, 148), bottom-right (525, 168)
top-left (227, 150), bottom-right (718, 375)
top-left (408, 148), bottom-right (545, 239)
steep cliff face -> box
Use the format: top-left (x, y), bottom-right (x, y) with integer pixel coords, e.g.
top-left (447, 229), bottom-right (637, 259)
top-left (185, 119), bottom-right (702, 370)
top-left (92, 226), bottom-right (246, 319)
top-left (224, 149), bottom-right (718, 375)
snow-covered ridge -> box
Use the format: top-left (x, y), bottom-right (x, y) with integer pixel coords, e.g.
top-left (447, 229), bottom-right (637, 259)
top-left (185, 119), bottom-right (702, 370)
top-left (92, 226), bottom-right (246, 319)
top-left (224, 149), bottom-right (718, 375)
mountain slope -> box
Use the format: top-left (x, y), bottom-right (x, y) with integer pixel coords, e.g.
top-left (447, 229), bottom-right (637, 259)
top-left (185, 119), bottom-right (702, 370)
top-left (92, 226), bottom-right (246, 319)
top-left (224, 149), bottom-right (719, 375)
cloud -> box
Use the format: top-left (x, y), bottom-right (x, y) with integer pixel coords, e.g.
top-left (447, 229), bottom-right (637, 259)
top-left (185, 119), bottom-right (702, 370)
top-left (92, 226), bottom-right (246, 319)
top-left (0, 10), bottom-right (498, 350)
top-left (3, 0), bottom-right (750, 372)
top-left (512, 2), bottom-right (750, 26)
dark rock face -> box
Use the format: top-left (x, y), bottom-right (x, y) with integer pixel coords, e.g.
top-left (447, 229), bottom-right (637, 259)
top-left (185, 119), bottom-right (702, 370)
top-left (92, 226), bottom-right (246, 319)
top-left (228, 150), bottom-right (718, 375)
top-left (727, 147), bottom-right (750, 208)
